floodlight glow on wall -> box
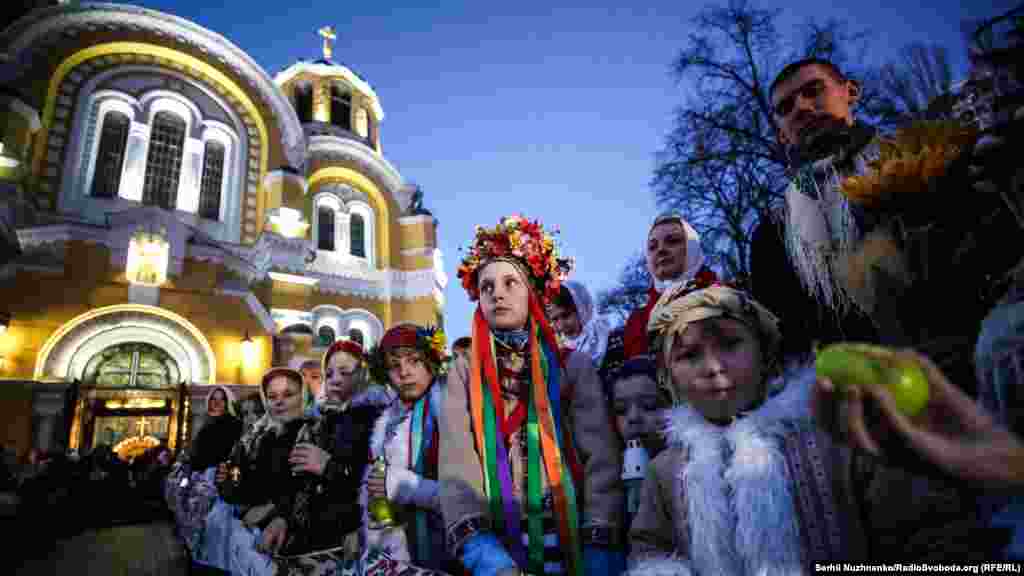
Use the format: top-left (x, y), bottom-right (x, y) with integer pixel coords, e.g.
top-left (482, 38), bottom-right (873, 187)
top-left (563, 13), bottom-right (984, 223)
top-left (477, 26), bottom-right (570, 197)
top-left (241, 331), bottom-right (256, 363)
top-left (126, 227), bottom-right (170, 286)
top-left (268, 207), bottom-right (309, 239)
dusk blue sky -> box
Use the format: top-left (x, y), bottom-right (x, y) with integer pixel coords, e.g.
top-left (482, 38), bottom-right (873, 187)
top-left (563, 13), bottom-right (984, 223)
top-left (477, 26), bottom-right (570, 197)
top-left (131, 0), bottom-right (1015, 338)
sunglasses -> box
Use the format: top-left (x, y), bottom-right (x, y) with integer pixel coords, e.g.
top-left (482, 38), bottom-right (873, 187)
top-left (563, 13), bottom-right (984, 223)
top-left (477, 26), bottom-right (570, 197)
top-left (772, 78), bottom-right (828, 118)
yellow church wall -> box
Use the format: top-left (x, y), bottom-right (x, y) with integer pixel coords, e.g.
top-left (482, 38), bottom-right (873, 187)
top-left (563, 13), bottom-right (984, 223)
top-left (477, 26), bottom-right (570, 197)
top-left (0, 243), bottom-right (277, 385)
top-left (389, 298), bottom-right (440, 330)
top-left (154, 289), bottom-right (270, 386)
top-left (0, 268), bottom-right (130, 381)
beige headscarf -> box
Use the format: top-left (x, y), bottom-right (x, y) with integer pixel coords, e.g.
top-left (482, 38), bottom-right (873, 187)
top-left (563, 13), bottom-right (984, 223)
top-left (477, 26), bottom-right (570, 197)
top-left (647, 283), bottom-right (782, 404)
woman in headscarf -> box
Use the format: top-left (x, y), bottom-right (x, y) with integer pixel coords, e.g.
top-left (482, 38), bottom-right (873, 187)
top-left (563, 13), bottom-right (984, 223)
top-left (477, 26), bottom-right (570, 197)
top-left (627, 283), bottom-right (997, 574)
top-left (549, 281), bottom-right (612, 369)
top-left (622, 211), bottom-right (715, 360)
top-left (361, 324), bottom-right (452, 573)
top-left (218, 367), bottom-right (314, 575)
top-left (442, 214), bottom-right (624, 576)
top-left (191, 386), bottom-right (243, 472)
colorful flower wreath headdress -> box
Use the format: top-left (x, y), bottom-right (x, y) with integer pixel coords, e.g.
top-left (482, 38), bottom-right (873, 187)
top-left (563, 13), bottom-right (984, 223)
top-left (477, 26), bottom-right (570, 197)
top-left (457, 214), bottom-right (574, 305)
top-left (368, 324), bottom-right (449, 383)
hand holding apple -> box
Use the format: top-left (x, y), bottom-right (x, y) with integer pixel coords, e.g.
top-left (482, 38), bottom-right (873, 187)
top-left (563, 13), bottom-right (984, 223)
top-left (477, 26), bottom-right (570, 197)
top-left (814, 346), bottom-right (1024, 488)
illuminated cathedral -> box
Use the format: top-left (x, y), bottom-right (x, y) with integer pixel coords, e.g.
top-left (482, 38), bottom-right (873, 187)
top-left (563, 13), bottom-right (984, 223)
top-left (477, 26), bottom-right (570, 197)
top-left (0, 2), bottom-right (447, 461)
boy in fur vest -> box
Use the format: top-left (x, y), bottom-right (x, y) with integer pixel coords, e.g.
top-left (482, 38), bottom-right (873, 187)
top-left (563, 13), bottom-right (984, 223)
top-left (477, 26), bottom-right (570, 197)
top-left (628, 283), bottom-right (1001, 575)
top-left (362, 323), bottom-right (452, 573)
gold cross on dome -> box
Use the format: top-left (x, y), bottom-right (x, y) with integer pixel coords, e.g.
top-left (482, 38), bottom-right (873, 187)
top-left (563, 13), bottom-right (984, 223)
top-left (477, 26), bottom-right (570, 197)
top-left (136, 416), bottom-right (149, 437)
top-left (318, 26), bottom-right (337, 60)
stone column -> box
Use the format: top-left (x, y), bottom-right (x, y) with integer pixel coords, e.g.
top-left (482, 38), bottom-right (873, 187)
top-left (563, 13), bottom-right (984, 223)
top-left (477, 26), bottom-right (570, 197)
top-left (119, 122), bottom-right (150, 202)
top-left (176, 137), bottom-right (204, 214)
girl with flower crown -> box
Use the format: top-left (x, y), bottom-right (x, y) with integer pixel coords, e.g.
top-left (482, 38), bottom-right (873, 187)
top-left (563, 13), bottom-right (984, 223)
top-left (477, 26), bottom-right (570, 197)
top-left (441, 215), bottom-right (625, 576)
top-left (361, 323), bottom-right (454, 573)
top-left (627, 282), bottom-right (1001, 575)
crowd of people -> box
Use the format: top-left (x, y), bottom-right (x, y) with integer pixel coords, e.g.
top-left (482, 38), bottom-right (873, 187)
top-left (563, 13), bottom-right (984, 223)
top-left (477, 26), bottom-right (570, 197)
top-left (159, 40), bottom-right (1024, 576)
top-left (2, 439), bottom-right (175, 562)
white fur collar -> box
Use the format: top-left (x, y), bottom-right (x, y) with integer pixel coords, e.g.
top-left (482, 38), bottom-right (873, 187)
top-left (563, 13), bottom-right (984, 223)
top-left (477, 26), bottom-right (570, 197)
top-left (659, 364), bottom-right (816, 576)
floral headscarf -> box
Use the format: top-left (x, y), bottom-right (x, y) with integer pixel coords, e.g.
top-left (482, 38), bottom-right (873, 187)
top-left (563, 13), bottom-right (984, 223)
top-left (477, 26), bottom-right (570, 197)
top-left (647, 283), bottom-right (782, 403)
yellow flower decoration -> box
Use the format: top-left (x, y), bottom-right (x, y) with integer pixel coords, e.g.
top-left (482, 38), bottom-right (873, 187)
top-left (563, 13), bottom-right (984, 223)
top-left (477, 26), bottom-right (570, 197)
top-left (840, 120), bottom-right (977, 208)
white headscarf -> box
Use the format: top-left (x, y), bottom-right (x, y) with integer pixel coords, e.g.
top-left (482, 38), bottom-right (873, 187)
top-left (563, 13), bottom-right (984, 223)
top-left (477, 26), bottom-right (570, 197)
top-left (205, 385), bottom-right (237, 418)
top-left (648, 213), bottom-right (706, 293)
top-left (562, 280), bottom-right (612, 368)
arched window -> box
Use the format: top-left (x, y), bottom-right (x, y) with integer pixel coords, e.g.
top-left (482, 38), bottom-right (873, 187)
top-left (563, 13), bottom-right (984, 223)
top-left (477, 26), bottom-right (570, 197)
top-left (199, 140), bottom-right (225, 220)
top-left (82, 342), bottom-right (181, 388)
top-left (142, 111), bottom-right (186, 210)
top-left (318, 325), bottom-right (336, 347)
top-left (330, 85), bottom-right (351, 130)
top-left (91, 111), bottom-right (130, 198)
top-left (348, 328), bottom-right (364, 347)
top-left (294, 84), bottom-right (313, 124)
top-left (317, 206), bottom-right (335, 251)
top-left (350, 213), bottom-right (366, 258)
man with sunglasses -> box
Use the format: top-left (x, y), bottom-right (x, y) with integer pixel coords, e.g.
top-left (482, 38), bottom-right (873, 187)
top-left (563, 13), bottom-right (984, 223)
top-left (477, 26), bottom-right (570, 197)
top-left (749, 58), bottom-right (879, 362)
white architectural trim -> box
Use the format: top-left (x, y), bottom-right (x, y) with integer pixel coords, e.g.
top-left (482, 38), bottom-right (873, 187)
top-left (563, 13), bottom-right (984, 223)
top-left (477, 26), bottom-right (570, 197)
top-left (313, 192), bottom-right (344, 253)
top-left (400, 246), bottom-right (433, 257)
top-left (268, 271), bottom-right (318, 286)
top-left (141, 91), bottom-right (200, 134)
top-left (398, 215), bottom-right (434, 225)
top-left (78, 91), bottom-right (139, 205)
top-left (306, 136), bottom-right (403, 195)
top-left (274, 62), bottom-right (384, 120)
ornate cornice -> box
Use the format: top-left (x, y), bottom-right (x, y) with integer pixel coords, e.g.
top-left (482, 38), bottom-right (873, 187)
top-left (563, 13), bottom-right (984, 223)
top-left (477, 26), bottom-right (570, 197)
top-left (306, 136), bottom-right (406, 204)
top-left (14, 222), bottom-right (436, 302)
top-left (0, 2), bottom-right (305, 167)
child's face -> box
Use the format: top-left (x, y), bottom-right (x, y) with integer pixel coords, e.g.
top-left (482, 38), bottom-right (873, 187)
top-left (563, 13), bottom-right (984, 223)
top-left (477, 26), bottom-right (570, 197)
top-left (324, 351), bottom-right (360, 403)
top-left (265, 376), bottom-right (304, 422)
top-left (387, 348), bottom-right (433, 403)
top-left (301, 367), bottom-right (323, 397)
top-left (478, 260), bottom-right (530, 330)
top-left (669, 317), bottom-right (763, 424)
top-left (613, 374), bottom-right (661, 442)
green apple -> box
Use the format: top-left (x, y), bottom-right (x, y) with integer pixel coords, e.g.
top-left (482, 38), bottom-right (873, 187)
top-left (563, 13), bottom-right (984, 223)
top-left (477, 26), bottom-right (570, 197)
top-left (815, 343), bottom-right (929, 417)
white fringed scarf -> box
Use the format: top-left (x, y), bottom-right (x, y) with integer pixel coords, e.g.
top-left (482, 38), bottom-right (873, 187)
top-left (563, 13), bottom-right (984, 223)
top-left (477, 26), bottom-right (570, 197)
top-left (783, 139), bottom-right (881, 314)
